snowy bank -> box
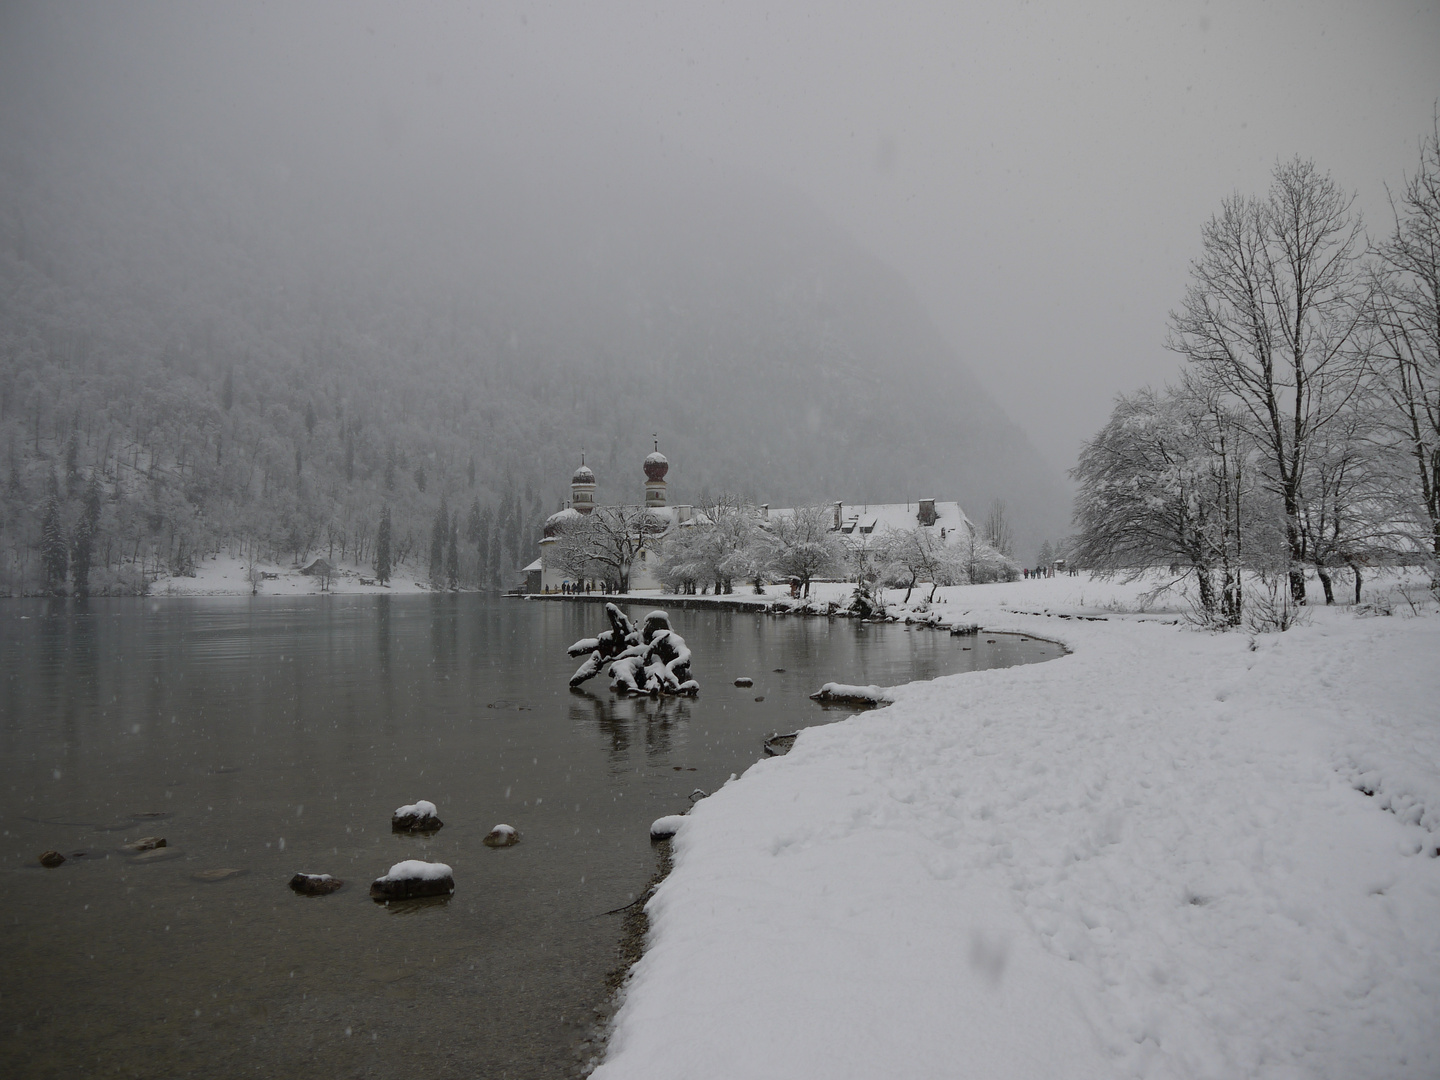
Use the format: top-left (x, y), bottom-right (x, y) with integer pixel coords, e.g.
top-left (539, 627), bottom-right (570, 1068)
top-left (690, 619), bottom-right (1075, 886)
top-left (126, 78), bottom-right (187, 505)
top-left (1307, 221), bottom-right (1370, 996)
top-left (148, 553), bottom-right (449, 596)
top-left (593, 574), bottom-right (1440, 1079)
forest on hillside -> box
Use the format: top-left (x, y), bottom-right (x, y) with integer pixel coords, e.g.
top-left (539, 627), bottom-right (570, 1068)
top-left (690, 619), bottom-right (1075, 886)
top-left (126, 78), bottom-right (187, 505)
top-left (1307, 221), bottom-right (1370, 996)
top-left (0, 7), bottom-right (1071, 596)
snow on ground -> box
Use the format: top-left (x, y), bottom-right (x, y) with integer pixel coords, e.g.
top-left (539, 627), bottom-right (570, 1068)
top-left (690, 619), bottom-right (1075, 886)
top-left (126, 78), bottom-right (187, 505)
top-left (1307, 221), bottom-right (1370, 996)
top-left (593, 574), bottom-right (1440, 1080)
top-left (150, 554), bottom-right (436, 596)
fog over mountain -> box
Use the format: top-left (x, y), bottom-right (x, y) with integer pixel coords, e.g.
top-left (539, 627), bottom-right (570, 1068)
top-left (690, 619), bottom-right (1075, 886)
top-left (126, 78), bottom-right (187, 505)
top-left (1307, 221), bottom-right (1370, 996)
top-left (0, 4), bottom-right (1072, 591)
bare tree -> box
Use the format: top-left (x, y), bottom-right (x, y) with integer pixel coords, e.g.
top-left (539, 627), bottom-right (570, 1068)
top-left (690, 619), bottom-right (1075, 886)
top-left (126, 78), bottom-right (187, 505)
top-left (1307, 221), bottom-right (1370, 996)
top-left (553, 505), bottom-right (663, 593)
top-left (982, 499), bottom-right (1013, 558)
top-left (1168, 157), bottom-right (1368, 604)
top-left (1368, 117), bottom-right (1440, 567)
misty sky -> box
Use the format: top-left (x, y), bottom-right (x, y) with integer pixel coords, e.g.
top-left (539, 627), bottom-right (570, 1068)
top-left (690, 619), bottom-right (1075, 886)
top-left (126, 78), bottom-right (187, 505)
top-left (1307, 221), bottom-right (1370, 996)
top-left (7, 1), bottom-right (1439, 473)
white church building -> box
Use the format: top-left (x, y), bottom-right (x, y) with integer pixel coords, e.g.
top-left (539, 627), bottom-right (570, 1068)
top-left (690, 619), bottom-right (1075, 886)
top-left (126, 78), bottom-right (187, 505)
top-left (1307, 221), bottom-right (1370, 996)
top-left (521, 446), bottom-right (978, 593)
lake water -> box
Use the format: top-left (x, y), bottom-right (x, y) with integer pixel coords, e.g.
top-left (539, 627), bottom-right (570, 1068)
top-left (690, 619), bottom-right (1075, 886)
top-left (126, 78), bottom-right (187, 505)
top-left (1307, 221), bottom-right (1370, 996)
top-left (0, 595), bottom-right (1062, 1078)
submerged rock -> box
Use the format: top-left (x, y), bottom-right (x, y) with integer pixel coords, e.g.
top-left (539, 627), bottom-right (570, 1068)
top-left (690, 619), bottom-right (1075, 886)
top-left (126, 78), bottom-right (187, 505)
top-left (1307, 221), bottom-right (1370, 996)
top-left (763, 732), bottom-right (798, 757)
top-left (192, 868), bottom-right (245, 883)
top-left (290, 872), bottom-right (344, 895)
top-left (131, 846), bottom-right (183, 863)
top-left (39, 850), bottom-right (65, 868)
top-left (120, 836), bottom-right (166, 852)
top-left (391, 800), bottom-right (444, 833)
top-left (369, 860), bottom-right (455, 901)
top-left (808, 682), bottom-right (892, 706)
top-left (483, 824), bottom-right (519, 848)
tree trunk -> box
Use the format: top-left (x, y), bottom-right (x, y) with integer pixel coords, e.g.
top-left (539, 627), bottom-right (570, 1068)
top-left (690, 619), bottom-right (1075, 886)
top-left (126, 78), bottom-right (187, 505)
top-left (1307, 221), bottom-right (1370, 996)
top-left (1317, 568), bottom-right (1335, 605)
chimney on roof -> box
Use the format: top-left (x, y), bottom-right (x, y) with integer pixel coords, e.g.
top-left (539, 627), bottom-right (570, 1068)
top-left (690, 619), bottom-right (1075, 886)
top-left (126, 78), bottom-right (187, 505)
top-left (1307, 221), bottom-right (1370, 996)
top-left (834, 501), bottom-right (843, 530)
top-left (918, 499), bottom-right (937, 526)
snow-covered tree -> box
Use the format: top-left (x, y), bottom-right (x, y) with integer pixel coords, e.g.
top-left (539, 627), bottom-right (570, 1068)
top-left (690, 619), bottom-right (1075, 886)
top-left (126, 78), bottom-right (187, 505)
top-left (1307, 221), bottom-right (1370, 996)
top-left (772, 505), bottom-right (847, 597)
top-left (876, 525), bottom-right (965, 602)
top-left (660, 495), bottom-right (776, 594)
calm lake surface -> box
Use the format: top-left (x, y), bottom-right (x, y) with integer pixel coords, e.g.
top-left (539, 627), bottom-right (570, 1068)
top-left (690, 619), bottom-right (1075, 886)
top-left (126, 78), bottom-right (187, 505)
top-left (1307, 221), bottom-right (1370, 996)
top-left (0, 595), bottom-right (1062, 1079)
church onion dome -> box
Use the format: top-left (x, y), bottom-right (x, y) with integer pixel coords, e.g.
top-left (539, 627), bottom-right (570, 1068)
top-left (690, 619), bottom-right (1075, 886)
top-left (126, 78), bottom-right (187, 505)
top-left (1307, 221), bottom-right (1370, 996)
top-left (643, 451), bottom-right (669, 481)
top-left (571, 463), bottom-right (595, 485)
top-left (542, 507), bottom-right (582, 538)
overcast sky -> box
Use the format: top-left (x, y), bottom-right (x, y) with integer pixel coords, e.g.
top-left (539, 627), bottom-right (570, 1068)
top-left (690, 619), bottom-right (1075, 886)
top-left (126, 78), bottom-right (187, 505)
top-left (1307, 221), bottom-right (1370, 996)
top-left (497, 0), bottom-right (1440, 471)
top-left (10, 1), bottom-right (1440, 473)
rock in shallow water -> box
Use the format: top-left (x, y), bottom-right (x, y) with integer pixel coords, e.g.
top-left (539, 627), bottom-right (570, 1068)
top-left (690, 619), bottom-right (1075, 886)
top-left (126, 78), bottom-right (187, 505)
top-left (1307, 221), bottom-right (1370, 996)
top-left (192, 868), bottom-right (245, 883)
top-left (482, 824), bottom-right (518, 848)
top-left (120, 836), bottom-right (166, 852)
top-left (369, 861), bottom-right (454, 901)
top-left (733, 676), bottom-right (754, 687)
top-left (39, 850), bottom-right (65, 868)
top-left (289, 872), bottom-right (344, 895)
top-left (391, 799), bottom-right (443, 833)
top-left (131, 846), bottom-right (183, 863)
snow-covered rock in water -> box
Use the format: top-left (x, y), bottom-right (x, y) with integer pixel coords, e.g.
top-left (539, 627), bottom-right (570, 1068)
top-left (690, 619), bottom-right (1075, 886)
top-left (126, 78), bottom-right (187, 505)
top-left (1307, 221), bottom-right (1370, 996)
top-left (650, 815), bottom-right (687, 840)
top-left (391, 799), bottom-right (443, 833)
top-left (734, 677), bottom-right (754, 687)
top-left (369, 860), bottom-right (455, 901)
top-left (289, 872), bottom-right (344, 895)
top-left (483, 824), bottom-right (519, 848)
top-left (809, 682), bottom-right (893, 705)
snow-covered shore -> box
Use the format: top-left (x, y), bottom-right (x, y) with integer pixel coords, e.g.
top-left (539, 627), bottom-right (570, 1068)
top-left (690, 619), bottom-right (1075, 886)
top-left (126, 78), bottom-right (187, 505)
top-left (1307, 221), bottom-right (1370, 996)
top-left (592, 574), bottom-right (1440, 1079)
top-left (146, 554), bottom-right (439, 596)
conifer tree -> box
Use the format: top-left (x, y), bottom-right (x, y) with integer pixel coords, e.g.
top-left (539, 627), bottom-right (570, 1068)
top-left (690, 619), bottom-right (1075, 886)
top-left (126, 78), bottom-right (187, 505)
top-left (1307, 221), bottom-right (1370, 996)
top-left (40, 492), bottom-right (68, 594)
top-left (72, 474), bottom-right (103, 598)
top-left (375, 506), bottom-right (393, 585)
top-left (445, 521), bottom-right (459, 590)
top-left (429, 497), bottom-right (448, 583)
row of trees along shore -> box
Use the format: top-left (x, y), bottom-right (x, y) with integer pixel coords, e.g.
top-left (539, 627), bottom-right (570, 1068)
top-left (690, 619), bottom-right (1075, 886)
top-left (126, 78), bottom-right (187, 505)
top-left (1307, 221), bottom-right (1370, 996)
top-left (1072, 127), bottom-right (1440, 625)
top-left (549, 497), bottom-right (1019, 600)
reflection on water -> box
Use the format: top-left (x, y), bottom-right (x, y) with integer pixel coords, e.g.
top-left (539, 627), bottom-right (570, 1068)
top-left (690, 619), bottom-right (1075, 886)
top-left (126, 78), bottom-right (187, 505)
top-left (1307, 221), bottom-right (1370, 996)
top-left (0, 596), bottom-right (1060, 1079)
top-left (569, 689), bottom-right (695, 771)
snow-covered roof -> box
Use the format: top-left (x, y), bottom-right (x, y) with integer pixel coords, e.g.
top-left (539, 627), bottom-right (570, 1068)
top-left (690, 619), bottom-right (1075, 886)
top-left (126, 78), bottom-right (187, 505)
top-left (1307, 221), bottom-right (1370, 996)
top-left (764, 501), bottom-right (975, 546)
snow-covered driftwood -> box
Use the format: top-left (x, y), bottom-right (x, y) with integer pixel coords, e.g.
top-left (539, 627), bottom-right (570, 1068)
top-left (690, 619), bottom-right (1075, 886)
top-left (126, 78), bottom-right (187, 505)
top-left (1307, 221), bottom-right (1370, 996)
top-left (566, 604), bottom-right (699, 696)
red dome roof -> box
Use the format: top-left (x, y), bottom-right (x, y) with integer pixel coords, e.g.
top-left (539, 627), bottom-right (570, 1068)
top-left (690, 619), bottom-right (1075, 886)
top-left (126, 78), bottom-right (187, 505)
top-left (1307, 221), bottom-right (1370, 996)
top-left (643, 451), bottom-right (669, 481)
